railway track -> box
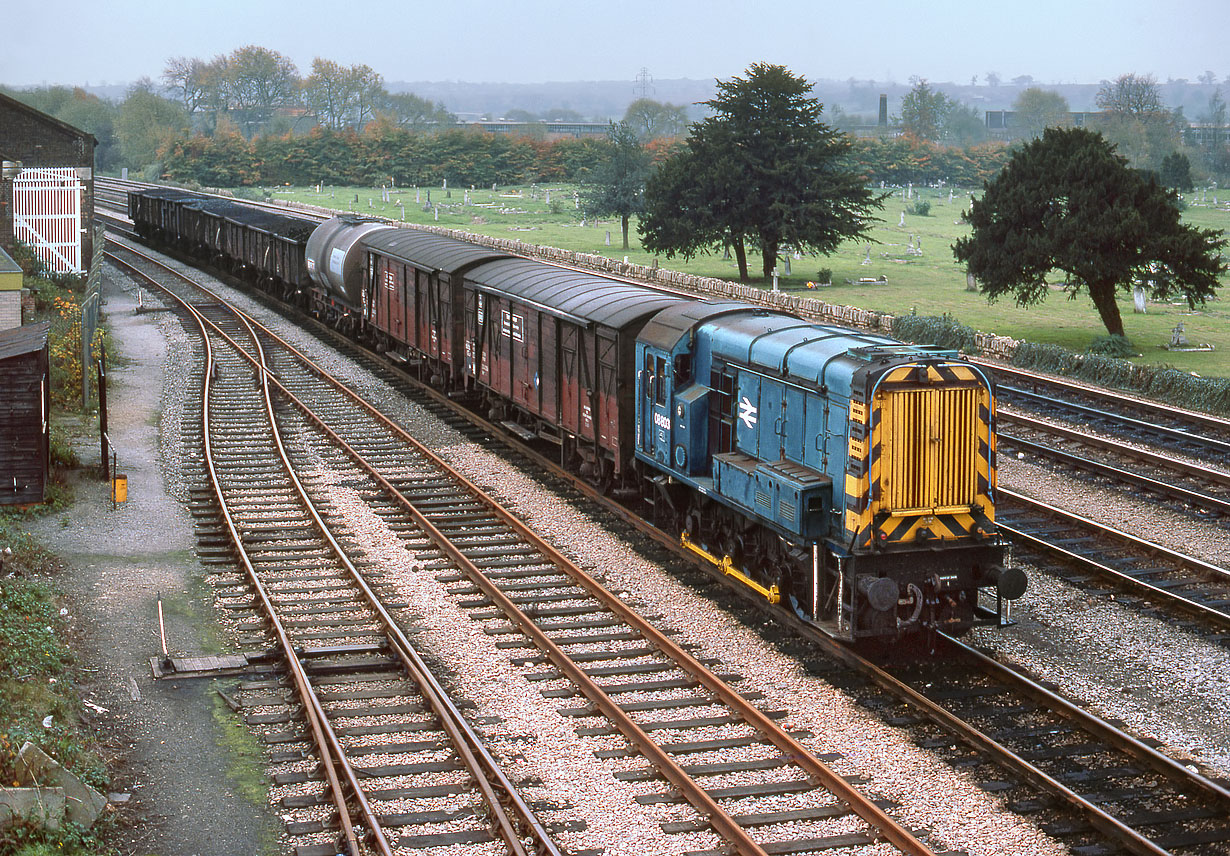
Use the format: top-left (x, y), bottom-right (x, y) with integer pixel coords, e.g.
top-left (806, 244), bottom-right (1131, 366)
top-left (109, 247), bottom-right (558, 856)
top-left (994, 489), bottom-right (1230, 638)
top-left (980, 361), bottom-right (1230, 467)
top-left (106, 239), bottom-right (938, 856)
top-left (847, 633), bottom-right (1230, 856)
top-left (998, 409), bottom-right (1230, 522)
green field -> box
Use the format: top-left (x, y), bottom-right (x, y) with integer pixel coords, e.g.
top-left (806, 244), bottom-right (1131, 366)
top-left (256, 182), bottom-right (1230, 378)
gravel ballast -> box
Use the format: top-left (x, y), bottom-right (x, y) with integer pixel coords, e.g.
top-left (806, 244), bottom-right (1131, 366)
top-left (75, 247), bottom-right (1230, 854)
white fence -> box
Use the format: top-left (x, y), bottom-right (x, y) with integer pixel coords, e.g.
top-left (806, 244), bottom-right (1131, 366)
top-left (14, 167), bottom-right (83, 274)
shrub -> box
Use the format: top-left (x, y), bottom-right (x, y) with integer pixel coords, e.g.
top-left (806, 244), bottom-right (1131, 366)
top-left (910, 199), bottom-right (931, 216)
top-left (816, 267), bottom-right (832, 285)
top-left (1011, 341), bottom-right (1230, 416)
top-left (891, 313), bottom-right (977, 351)
top-left (1086, 334), bottom-right (1139, 357)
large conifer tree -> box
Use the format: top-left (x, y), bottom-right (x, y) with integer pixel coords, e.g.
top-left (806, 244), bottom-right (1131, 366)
top-left (954, 127), bottom-right (1225, 338)
top-left (640, 63), bottom-right (881, 282)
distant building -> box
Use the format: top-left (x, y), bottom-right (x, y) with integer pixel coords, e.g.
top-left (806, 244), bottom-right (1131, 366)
top-left (464, 121), bottom-right (610, 141)
top-left (983, 110), bottom-right (1104, 140)
top-left (1183, 123), bottom-right (1230, 148)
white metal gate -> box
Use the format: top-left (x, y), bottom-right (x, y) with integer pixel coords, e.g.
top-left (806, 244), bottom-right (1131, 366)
top-left (13, 167), bottom-right (83, 274)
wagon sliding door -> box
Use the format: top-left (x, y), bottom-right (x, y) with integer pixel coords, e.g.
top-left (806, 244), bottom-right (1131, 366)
top-left (539, 316), bottom-right (558, 422)
top-left (596, 332), bottom-right (619, 454)
top-left (560, 325), bottom-right (582, 437)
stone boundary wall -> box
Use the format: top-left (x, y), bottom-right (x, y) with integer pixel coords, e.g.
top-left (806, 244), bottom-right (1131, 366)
top-left (270, 196), bottom-right (1024, 361)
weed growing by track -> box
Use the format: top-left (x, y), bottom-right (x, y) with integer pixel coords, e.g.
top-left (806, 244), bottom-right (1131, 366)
top-left (0, 517), bottom-right (112, 856)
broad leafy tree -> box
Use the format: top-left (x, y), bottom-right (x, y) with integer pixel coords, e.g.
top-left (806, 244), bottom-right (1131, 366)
top-left (583, 122), bottom-right (650, 249)
top-left (224, 45), bottom-right (300, 136)
top-left (1095, 72), bottom-right (1180, 168)
top-left (622, 98), bottom-right (689, 141)
top-left (943, 102), bottom-right (988, 146)
top-left (302, 58), bottom-right (354, 129)
top-left (162, 56), bottom-right (212, 117)
top-left (954, 127), bottom-right (1225, 338)
top-left (640, 63), bottom-right (882, 281)
top-left (115, 82), bottom-right (189, 168)
top-left (379, 91), bottom-right (454, 131)
top-left (1097, 73), bottom-right (1166, 116)
top-left (1011, 87), bottom-right (1070, 140)
top-left (900, 79), bottom-right (950, 142)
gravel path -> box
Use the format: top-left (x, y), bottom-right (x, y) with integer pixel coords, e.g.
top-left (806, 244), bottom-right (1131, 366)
top-left (25, 269), bottom-right (279, 856)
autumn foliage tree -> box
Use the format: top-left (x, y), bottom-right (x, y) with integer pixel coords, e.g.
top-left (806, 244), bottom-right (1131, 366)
top-left (953, 127), bottom-right (1225, 339)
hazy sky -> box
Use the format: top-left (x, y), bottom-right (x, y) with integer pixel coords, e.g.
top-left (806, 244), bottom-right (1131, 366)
top-left (3, 0), bottom-right (1226, 89)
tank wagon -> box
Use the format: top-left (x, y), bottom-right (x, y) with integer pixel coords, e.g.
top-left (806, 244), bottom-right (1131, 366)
top-left (128, 190), bottom-right (1025, 643)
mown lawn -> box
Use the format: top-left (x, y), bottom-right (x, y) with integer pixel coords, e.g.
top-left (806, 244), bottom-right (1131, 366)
top-left (256, 182), bottom-right (1230, 378)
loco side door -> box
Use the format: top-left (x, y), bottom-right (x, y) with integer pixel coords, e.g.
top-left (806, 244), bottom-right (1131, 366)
top-left (639, 347), bottom-right (672, 466)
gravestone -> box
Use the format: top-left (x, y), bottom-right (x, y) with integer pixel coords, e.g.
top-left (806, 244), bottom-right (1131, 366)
top-left (1171, 321), bottom-right (1188, 347)
top-left (605, 231), bottom-right (611, 246)
top-left (899, 211), bottom-right (905, 227)
top-left (862, 245), bottom-right (871, 265)
top-left (1133, 286), bottom-right (1147, 313)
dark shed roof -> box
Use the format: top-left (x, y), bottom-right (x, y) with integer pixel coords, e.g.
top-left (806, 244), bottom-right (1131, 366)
top-left (362, 228), bottom-right (509, 274)
top-left (466, 258), bottom-right (685, 329)
top-left (0, 320), bottom-right (50, 361)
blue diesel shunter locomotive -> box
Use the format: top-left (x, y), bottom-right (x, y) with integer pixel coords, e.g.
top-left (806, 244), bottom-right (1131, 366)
top-left (635, 301), bottom-right (1025, 641)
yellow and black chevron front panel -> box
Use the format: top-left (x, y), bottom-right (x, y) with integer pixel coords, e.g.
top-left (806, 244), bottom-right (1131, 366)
top-left (844, 394), bottom-right (873, 541)
top-left (845, 361), bottom-right (995, 545)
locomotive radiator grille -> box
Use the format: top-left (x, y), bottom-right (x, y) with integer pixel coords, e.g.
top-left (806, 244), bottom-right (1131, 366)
top-left (880, 386), bottom-right (979, 512)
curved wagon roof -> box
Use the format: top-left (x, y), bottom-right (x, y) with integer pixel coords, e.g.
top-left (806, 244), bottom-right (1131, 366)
top-left (466, 257), bottom-right (686, 329)
top-left (361, 227), bottom-right (509, 274)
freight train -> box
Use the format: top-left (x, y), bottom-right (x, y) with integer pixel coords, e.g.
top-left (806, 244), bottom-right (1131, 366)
top-left (129, 187), bottom-right (1026, 643)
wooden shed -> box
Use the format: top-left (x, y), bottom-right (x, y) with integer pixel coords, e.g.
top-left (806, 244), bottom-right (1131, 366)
top-left (0, 321), bottom-right (50, 505)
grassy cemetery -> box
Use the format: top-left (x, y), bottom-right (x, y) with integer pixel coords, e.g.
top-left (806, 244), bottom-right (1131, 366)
top-left (259, 181), bottom-right (1230, 377)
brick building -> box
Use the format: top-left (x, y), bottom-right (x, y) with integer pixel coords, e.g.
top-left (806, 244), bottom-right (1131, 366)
top-left (0, 246), bottom-right (21, 330)
top-left (0, 91), bottom-right (96, 274)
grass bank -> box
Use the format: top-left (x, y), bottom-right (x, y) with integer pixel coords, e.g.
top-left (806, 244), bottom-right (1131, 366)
top-left (0, 518), bottom-right (111, 856)
top-left (255, 182), bottom-right (1230, 378)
